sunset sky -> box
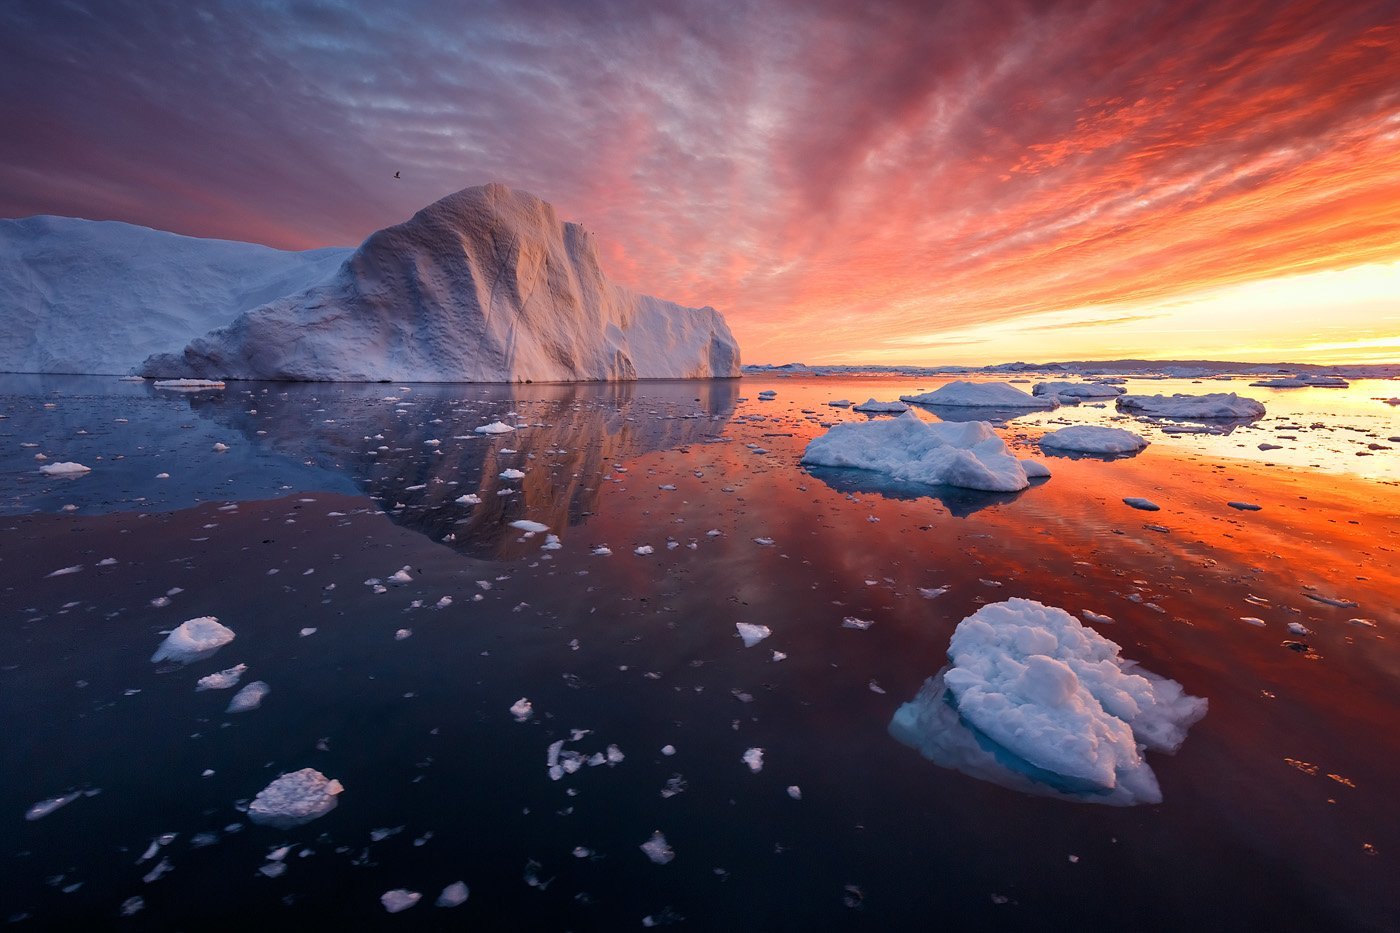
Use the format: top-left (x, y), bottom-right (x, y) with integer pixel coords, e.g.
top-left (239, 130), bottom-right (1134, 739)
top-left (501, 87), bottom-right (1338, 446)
top-left (2, 0), bottom-right (1398, 366)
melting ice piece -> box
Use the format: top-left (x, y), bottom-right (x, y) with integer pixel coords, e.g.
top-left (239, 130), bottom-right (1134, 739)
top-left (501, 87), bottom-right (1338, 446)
top-left (39, 461), bottom-right (92, 476)
top-left (25, 791), bottom-right (82, 821)
top-left (842, 616), bottom-right (874, 630)
top-left (1039, 425), bottom-right (1148, 455)
top-left (474, 422), bottom-right (515, 434)
top-left (801, 412), bottom-right (1044, 493)
top-left (1032, 381), bottom-right (1124, 399)
top-left (891, 598), bottom-right (1207, 805)
top-left (1122, 497), bottom-right (1160, 511)
top-left (640, 830), bottom-right (675, 865)
top-left (226, 681), bottom-right (269, 713)
top-left (735, 623), bottom-right (772, 647)
top-left (742, 748), bottom-right (764, 773)
top-left (151, 617), bottom-right (235, 664)
top-left (381, 889), bottom-right (421, 913)
top-left (196, 663), bottom-right (247, 691)
top-left (852, 398), bottom-right (909, 413)
top-left (247, 768), bottom-right (344, 828)
top-left (510, 520), bottom-right (548, 533)
top-left (388, 566), bottom-right (413, 583)
top-left (455, 494), bottom-right (481, 505)
top-left (1116, 392), bottom-right (1265, 419)
top-left (153, 379), bottom-right (225, 390)
top-left (510, 698), bottom-right (534, 722)
top-left (499, 468), bottom-right (526, 480)
top-left (436, 881), bottom-right (469, 908)
top-left (899, 381), bottom-right (1057, 410)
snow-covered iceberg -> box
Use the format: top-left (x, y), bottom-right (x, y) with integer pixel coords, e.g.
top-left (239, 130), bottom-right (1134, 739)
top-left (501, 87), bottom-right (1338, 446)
top-left (1116, 392), bottom-right (1265, 419)
top-left (1249, 375), bottom-right (1348, 388)
top-left (900, 381), bottom-right (1058, 410)
top-left (1039, 425), bottom-right (1148, 455)
top-left (247, 768), bottom-right (344, 828)
top-left (142, 183), bottom-right (740, 382)
top-left (800, 410), bottom-right (1046, 492)
top-left (891, 598), bottom-right (1206, 805)
top-left (151, 616), bottom-right (235, 664)
top-left (0, 216), bottom-right (349, 375)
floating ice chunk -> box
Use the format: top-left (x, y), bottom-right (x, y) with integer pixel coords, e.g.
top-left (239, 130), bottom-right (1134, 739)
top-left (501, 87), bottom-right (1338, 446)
top-left (152, 617), bottom-right (235, 663)
top-left (435, 596), bottom-right (453, 609)
top-left (801, 412), bottom-right (1041, 493)
top-left (226, 681), bottom-right (269, 713)
top-left (1039, 426), bottom-right (1148, 455)
top-left (474, 422), bottom-right (515, 434)
top-left (900, 381), bottom-right (1057, 409)
top-left (510, 520), bottom-right (549, 533)
top-left (153, 379), bottom-right (225, 390)
top-left (46, 565), bottom-right (83, 577)
top-left (1304, 592), bottom-right (1358, 609)
top-left (25, 791), bottom-right (82, 821)
top-left (1287, 622), bottom-right (1311, 636)
top-left (1033, 381), bottom-right (1124, 398)
top-left (927, 598), bottom-right (1206, 800)
top-left (634, 545), bottom-right (654, 555)
top-left (388, 567), bottom-right (413, 584)
top-left (39, 461), bottom-right (91, 476)
top-left (380, 889), bottom-right (421, 913)
top-left (1081, 610), bottom-right (1115, 625)
top-left (212, 442), bottom-right (230, 452)
top-left (499, 468), bottom-right (526, 480)
top-left (842, 616), bottom-right (874, 630)
top-left (299, 627), bottom-right (317, 637)
top-left (1116, 392), bottom-right (1265, 419)
top-left (853, 398), bottom-right (909, 413)
top-left (787, 785), bottom-right (802, 800)
top-left (455, 493), bottom-right (481, 505)
top-left (394, 628), bottom-right (412, 640)
top-left (640, 830), bottom-right (675, 864)
top-left (919, 587), bottom-right (948, 599)
top-left (1122, 497), bottom-right (1160, 511)
top-left (757, 390), bottom-right (777, 398)
top-left (1241, 617), bottom-right (1266, 627)
top-left (436, 881), bottom-right (469, 908)
top-left (592, 546), bottom-right (612, 556)
top-left (742, 748), bottom-right (764, 773)
top-left (510, 698), bottom-right (534, 722)
top-left (1228, 501), bottom-right (1262, 511)
top-left (247, 768), bottom-right (343, 828)
top-left (196, 663), bottom-right (247, 691)
top-left (827, 399), bottom-right (852, 407)
top-left (736, 623), bottom-right (772, 647)
top-left (661, 744), bottom-right (676, 756)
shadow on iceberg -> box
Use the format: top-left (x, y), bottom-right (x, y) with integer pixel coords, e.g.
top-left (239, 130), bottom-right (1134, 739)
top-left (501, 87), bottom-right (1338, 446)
top-left (802, 465), bottom-right (1036, 518)
top-left (180, 379), bottom-right (737, 559)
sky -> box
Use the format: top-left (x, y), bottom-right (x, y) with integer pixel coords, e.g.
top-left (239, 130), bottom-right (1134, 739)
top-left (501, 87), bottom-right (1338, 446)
top-left (2, 0), bottom-right (1398, 366)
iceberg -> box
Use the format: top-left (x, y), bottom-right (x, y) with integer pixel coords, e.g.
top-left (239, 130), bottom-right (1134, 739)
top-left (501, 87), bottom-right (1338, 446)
top-left (800, 411), bottom-right (1045, 493)
top-left (891, 598), bottom-right (1206, 804)
top-left (0, 215), bottom-right (348, 375)
top-left (1032, 381), bottom-right (1125, 398)
top-left (151, 616), bottom-right (235, 664)
top-left (1038, 425), bottom-right (1148, 455)
top-left (852, 398), bottom-right (909, 413)
top-left (247, 768), bottom-right (344, 828)
top-left (1116, 392), bottom-right (1265, 419)
top-left (900, 381), bottom-right (1058, 410)
top-left (142, 183), bottom-right (740, 382)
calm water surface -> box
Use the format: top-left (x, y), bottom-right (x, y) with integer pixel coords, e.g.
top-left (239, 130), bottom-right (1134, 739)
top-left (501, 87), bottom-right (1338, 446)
top-left (2, 373), bottom-right (1398, 930)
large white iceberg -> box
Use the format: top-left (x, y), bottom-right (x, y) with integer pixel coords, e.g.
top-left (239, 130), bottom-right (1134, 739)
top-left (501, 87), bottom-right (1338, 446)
top-left (0, 215), bottom-right (348, 375)
top-left (1116, 392), bottom-right (1265, 419)
top-left (247, 768), bottom-right (344, 828)
top-left (900, 381), bottom-right (1058, 410)
top-left (800, 411), bottom-right (1045, 492)
top-left (151, 616), bottom-right (235, 664)
top-left (1039, 425), bottom-right (1148, 455)
top-left (1032, 381), bottom-right (1125, 398)
top-left (142, 184), bottom-right (740, 382)
top-left (892, 598), bottom-right (1206, 804)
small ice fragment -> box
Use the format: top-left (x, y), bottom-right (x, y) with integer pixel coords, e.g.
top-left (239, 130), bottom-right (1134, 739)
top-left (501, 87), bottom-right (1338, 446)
top-left (151, 617), bottom-right (235, 664)
top-left (1122, 497), bottom-right (1160, 511)
top-left (474, 421), bottom-right (515, 434)
top-left (510, 520), bottom-right (548, 533)
top-left (1241, 617), bottom-right (1266, 627)
top-left (436, 881), bottom-right (469, 907)
top-left (46, 565), bottom-right (83, 577)
top-left (196, 663), bottom-right (247, 691)
top-left (247, 768), bottom-right (343, 828)
top-left (435, 596), bottom-right (452, 609)
top-left (39, 462), bottom-right (91, 476)
top-left (771, 650), bottom-right (787, 662)
top-left (787, 785), bottom-right (802, 800)
top-left (661, 745), bottom-right (676, 756)
top-left (394, 628), bottom-right (412, 640)
top-left (735, 622), bottom-right (772, 647)
top-left (499, 468), bottom-right (525, 480)
top-left (1287, 622), bottom-right (1311, 636)
top-left (299, 627), bottom-right (317, 637)
top-left (842, 616), bottom-right (874, 630)
top-left (753, 537), bottom-right (775, 546)
top-left (225, 681), bottom-right (269, 713)
top-left (592, 546), bottom-right (612, 556)
top-left (634, 545), bottom-right (654, 555)
top-left (388, 567), bottom-right (413, 584)
top-left (455, 494), bottom-right (481, 505)
top-left (510, 698), bottom-right (533, 722)
top-left (919, 587), bottom-right (948, 599)
top-left (742, 748), bottom-right (764, 773)
top-left (212, 442), bottom-right (229, 453)
top-left (381, 889), bottom-right (421, 913)
top-left (142, 857), bottom-right (172, 883)
top-left (155, 472), bottom-right (170, 479)
top-left (640, 830), bottom-right (675, 865)
top-left (25, 791), bottom-right (82, 821)
top-left (1228, 501), bottom-right (1262, 511)
top-left (1081, 610), bottom-right (1115, 625)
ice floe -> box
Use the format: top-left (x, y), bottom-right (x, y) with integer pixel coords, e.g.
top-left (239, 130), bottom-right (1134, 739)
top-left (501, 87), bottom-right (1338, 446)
top-left (1116, 392), bottom-right (1265, 419)
top-left (196, 663), bottom-right (247, 691)
top-left (247, 768), bottom-right (344, 828)
top-left (436, 881), bottom-right (469, 907)
top-left (1039, 425), bottom-right (1148, 455)
top-left (38, 461), bottom-right (91, 476)
top-left (892, 598), bottom-right (1206, 805)
top-left (852, 398), bottom-right (909, 413)
top-left (641, 830), bottom-right (675, 864)
top-left (735, 623), bottom-right (772, 647)
top-left (900, 381), bottom-right (1057, 409)
top-left (1032, 381), bottom-right (1125, 399)
top-left (381, 889), bottom-right (421, 913)
top-left (151, 617), bottom-right (235, 664)
top-left (226, 681), bottom-right (269, 713)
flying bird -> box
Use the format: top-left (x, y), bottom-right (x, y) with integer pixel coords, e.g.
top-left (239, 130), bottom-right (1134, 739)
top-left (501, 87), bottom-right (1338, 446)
top-left (393, 171), bottom-right (400, 179)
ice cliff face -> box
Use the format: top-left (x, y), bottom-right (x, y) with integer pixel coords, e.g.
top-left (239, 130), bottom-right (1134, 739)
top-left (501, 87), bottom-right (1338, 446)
top-left (141, 183), bottom-right (740, 382)
top-left (0, 216), bottom-right (350, 375)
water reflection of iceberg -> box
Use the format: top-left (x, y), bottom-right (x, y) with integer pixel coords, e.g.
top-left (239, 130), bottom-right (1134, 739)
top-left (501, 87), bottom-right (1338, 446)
top-left (191, 380), bottom-right (738, 558)
top-left (802, 465), bottom-right (1037, 519)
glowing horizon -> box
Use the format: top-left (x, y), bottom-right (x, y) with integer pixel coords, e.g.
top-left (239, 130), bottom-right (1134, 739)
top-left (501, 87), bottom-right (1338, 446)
top-left (2, 1), bottom-right (1398, 367)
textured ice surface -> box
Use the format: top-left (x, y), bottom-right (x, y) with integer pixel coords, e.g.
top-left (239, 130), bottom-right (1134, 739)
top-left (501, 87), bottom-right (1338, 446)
top-left (900, 381), bottom-right (1057, 409)
top-left (1039, 425), bottom-right (1148, 454)
top-left (640, 830), bottom-right (675, 864)
top-left (38, 461), bottom-right (91, 476)
top-left (247, 768), bottom-right (343, 828)
top-left (801, 411), bottom-right (1044, 492)
top-left (1117, 392), bottom-right (1265, 419)
top-left (225, 680), bottom-right (269, 713)
top-left (151, 617), bottom-right (235, 664)
top-left (852, 398), bottom-right (909, 413)
top-left (196, 663), bottom-right (247, 691)
top-left (1033, 381), bottom-right (1125, 398)
top-left (735, 623), bottom-right (772, 647)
